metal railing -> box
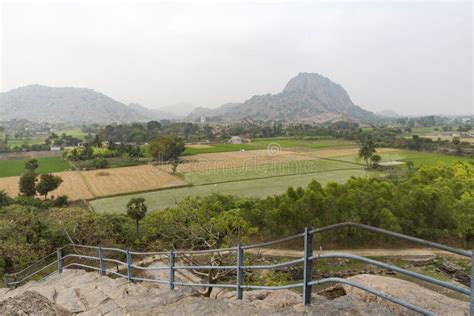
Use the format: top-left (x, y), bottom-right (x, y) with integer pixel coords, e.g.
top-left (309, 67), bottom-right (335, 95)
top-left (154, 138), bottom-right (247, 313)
top-left (2, 222), bottom-right (473, 315)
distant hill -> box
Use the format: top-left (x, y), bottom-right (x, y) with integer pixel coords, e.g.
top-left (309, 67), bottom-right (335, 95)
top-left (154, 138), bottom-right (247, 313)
top-left (376, 110), bottom-right (400, 118)
top-left (0, 85), bottom-right (175, 123)
top-left (158, 103), bottom-right (196, 117)
top-left (187, 73), bottom-right (376, 123)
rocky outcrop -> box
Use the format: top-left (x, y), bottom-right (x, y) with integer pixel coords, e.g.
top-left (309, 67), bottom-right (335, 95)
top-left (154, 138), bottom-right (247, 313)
top-left (0, 270), bottom-right (469, 315)
top-left (187, 73), bottom-right (376, 122)
top-left (344, 274), bottom-right (469, 315)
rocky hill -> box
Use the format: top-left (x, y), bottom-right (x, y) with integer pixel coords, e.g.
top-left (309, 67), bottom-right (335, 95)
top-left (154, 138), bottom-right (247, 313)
top-left (187, 73), bottom-right (376, 123)
top-left (0, 85), bottom-right (174, 124)
top-left (0, 269), bottom-right (468, 315)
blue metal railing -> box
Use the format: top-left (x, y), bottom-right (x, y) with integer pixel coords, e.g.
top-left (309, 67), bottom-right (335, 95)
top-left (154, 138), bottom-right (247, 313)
top-left (2, 222), bottom-right (472, 315)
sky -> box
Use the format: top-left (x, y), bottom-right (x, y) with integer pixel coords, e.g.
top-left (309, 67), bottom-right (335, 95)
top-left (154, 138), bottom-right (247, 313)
top-left (1, 0), bottom-right (472, 116)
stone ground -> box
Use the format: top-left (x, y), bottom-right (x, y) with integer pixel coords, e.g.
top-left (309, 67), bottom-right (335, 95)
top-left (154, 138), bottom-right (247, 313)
top-left (0, 269), bottom-right (469, 315)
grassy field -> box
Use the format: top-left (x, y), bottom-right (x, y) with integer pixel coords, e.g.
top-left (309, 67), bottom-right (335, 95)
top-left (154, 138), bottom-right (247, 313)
top-left (55, 129), bottom-right (89, 139)
top-left (335, 150), bottom-right (474, 167)
top-left (90, 168), bottom-right (373, 213)
top-left (183, 158), bottom-right (364, 185)
top-left (5, 136), bottom-right (47, 148)
top-left (183, 138), bottom-right (355, 155)
top-left (0, 157), bottom-right (72, 178)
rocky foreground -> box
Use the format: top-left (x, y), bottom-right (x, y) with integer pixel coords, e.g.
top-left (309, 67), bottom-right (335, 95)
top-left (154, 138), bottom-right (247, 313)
top-left (0, 269), bottom-right (469, 315)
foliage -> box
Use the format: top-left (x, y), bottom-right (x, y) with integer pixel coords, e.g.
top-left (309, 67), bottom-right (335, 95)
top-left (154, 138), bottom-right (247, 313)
top-left (19, 172), bottom-right (37, 196)
top-left (127, 197), bottom-right (148, 238)
top-left (91, 157), bottom-right (109, 169)
top-left (149, 136), bottom-right (185, 161)
top-left (24, 159), bottom-right (39, 172)
top-left (358, 135), bottom-right (377, 167)
top-left (36, 174), bottom-right (63, 199)
top-left (0, 190), bottom-right (13, 207)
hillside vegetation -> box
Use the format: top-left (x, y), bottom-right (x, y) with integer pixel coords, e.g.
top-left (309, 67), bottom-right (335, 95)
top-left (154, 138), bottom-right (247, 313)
top-left (1, 162), bottom-right (472, 276)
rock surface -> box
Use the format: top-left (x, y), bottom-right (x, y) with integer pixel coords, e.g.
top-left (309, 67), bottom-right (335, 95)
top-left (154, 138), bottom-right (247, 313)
top-left (344, 274), bottom-right (469, 315)
top-left (0, 269), bottom-right (469, 315)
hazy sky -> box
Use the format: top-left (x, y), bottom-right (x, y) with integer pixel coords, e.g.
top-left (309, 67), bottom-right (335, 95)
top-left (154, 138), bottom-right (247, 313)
top-left (1, 1), bottom-right (472, 116)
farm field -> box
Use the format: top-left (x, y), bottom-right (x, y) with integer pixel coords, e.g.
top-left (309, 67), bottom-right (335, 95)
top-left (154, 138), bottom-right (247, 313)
top-left (0, 165), bottom-right (187, 200)
top-left (335, 150), bottom-right (474, 167)
top-left (5, 135), bottom-right (47, 148)
top-left (89, 147), bottom-right (473, 214)
top-left (182, 158), bottom-right (364, 185)
top-left (0, 156), bottom-right (71, 178)
top-left (183, 138), bottom-right (355, 155)
top-left (90, 168), bottom-right (374, 214)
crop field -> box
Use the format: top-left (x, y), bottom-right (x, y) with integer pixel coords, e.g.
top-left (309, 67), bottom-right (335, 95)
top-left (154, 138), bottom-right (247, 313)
top-left (182, 158), bottom-right (364, 185)
top-left (335, 150), bottom-right (474, 167)
top-left (0, 156), bottom-right (71, 178)
top-left (90, 168), bottom-right (373, 214)
top-left (183, 138), bottom-right (355, 155)
top-left (89, 146), bottom-right (474, 214)
top-left (0, 165), bottom-right (188, 200)
top-left (5, 135), bottom-right (47, 148)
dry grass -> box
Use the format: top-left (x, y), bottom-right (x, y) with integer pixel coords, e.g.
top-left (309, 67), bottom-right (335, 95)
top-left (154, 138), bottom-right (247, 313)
top-left (80, 165), bottom-right (187, 197)
top-left (185, 144), bottom-right (213, 148)
top-left (0, 166), bottom-right (186, 200)
top-left (173, 149), bottom-right (311, 173)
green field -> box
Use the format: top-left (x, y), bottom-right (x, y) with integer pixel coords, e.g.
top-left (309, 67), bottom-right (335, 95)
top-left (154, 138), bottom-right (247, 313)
top-left (336, 150), bottom-right (474, 167)
top-left (5, 136), bottom-right (47, 148)
top-left (183, 158), bottom-right (364, 185)
top-left (54, 129), bottom-right (89, 139)
top-left (0, 157), bottom-right (72, 178)
top-left (90, 167), bottom-right (373, 213)
top-left (183, 138), bottom-right (355, 155)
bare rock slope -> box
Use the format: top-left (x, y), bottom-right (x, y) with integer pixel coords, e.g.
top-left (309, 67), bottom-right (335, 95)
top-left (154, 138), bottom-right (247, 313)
top-left (0, 270), bottom-right (469, 315)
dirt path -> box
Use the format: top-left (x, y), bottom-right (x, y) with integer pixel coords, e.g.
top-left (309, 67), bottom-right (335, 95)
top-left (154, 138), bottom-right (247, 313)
top-left (248, 247), bottom-right (468, 259)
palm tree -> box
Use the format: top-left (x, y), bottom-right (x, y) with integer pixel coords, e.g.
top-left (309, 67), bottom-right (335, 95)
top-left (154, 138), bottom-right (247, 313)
top-left (127, 197), bottom-right (148, 238)
top-left (358, 136), bottom-right (376, 168)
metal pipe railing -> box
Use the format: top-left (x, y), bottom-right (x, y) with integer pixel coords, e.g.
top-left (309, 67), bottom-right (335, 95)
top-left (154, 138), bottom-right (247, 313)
top-left (3, 223), bottom-right (472, 315)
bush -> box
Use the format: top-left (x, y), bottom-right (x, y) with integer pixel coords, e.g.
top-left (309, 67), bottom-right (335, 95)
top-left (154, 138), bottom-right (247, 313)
top-left (53, 195), bottom-right (69, 207)
top-left (92, 158), bottom-right (109, 169)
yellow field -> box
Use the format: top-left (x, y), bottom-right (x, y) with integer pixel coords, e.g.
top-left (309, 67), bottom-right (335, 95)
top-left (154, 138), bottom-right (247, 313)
top-left (0, 165), bottom-right (187, 200)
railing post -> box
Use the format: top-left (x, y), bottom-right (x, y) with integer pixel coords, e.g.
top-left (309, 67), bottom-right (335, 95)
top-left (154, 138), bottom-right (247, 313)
top-left (169, 250), bottom-right (175, 290)
top-left (303, 226), bottom-right (313, 305)
top-left (470, 249), bottom-right (473, 315)
top-left (57, 248), bottom-right (63, 273)
top-left (236, 243), bottom-right (244, 299)
top-left (126, 250), bottom-right (132, 281)
top-left (98, 246), bottom-right (106, 276)
top-left (3, 274), bottom-right (8, 288)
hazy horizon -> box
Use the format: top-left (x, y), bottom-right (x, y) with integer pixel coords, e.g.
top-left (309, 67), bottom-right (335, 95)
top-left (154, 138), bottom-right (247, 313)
top-left (1, 1), bottom-right (472, 116)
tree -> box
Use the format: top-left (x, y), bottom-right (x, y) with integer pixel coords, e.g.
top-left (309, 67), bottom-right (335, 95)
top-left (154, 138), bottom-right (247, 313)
top-left (370, 154), bottom-right (381, 167)
top-left (24, 159), bottom-right (39, 172)
top-left (144, 194), bottom-right (257, 297)
top-left (452, 137), bottom-right (462, 155)
top-left (149, 135), bottom-right (185, 162)
top-left (358, 136), bottom-right (376, 168)
top-left (36, 174), bottom-right (63, 199)
top-left (19, 172), bottom-right (37, 196)
top-left (146, 120), bottom-right (161, 130)
top-left (0, 190), bottom-right (12, 207)
top-left (170, 159), bottom-right (180, 174)
top-left (127, 197), bottom-right (147, 238)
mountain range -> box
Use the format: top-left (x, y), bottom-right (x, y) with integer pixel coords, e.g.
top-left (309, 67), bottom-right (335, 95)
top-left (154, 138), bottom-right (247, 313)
top-left (1, 73), bottom-right (376, 124)
top-left (187, 73), bottom-right (376, 123)
top-left (0, 85), bottom-right (178, 124)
